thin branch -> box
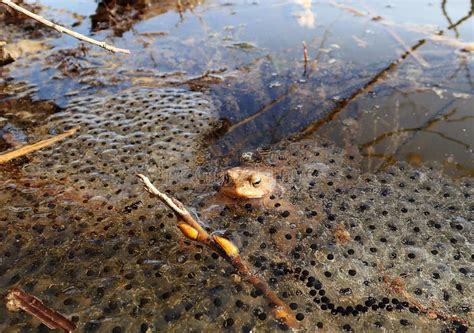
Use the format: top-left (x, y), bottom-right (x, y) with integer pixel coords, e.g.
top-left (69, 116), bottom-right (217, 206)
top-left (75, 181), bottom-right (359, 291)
top-left (0, 0), bottom-right (130, 54)
top-left (6, 288), bottom-right (76, 332)
top-left (375, 99), bottom-right (457, 171)
top-left (137, 174), bottom-right (298, 329)
top-left (359, 127), bottom-right (470, 151)
top-left (136, 174), bottom-right (210, 242)
top-left (445, 1), bottom-right (473, 31)
top-left (0, 127), bottom-right (79, 163)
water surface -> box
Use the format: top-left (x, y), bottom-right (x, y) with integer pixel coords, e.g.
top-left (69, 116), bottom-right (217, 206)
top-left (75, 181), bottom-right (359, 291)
top-left (2, 0), bottom-right (473, 175)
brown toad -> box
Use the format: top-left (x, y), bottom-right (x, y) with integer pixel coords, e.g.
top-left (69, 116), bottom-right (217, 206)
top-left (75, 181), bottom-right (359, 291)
top-left (220, 167), bottom-right (278, 199)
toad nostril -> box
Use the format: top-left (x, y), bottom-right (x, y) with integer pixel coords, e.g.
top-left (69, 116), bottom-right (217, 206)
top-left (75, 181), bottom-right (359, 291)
top-left (223, 174), bottom-right (230, 184)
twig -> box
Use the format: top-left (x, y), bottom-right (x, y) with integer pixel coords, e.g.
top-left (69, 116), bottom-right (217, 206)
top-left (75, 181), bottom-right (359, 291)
top-left (137, 174), bottom-right (210, 242)
top-left (176, 0), bottom-right (184, 20)
top-left (0, 0), bottom-right (130, 54)
top-left (441, 0), bottom-right (459, 38)
top-left (382, 275), bottom-right (469, 326)
top-left (137, 174), bottom-right (298, 329)
top-left (6, 288), bottom-right (76, 332)
top-left (0, 127), bottom-right (79, 163)
top-left (303, 41), bottom-right (309, 75)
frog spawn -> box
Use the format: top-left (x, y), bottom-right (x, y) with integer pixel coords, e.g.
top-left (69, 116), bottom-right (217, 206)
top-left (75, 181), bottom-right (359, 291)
top-left (0, 89), bottom-right (472, 332)
top-left (197, 140), bottom-right (472, 332)
top-left (0, 88), bottom-right (233, 332)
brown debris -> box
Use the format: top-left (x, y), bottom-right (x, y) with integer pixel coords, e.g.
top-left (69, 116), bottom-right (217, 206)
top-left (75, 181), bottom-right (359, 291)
top-left (335, 224), bottom-right (351, 244)
top-left (0, 41), bottom-right (15, 66)
top-left (6, 288), bottom-right (76, 332)
top-left (179, 69), bottom-right (225, 91)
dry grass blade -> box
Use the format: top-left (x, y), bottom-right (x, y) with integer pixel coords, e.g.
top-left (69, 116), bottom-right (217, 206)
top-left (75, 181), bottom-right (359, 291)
top-left (0, 127), bottom-right (79, 163)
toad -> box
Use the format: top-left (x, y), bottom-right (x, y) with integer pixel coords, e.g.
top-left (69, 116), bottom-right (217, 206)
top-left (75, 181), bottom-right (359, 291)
top-left (220, 167), bottom-right (278, 199)
top-left (215, 166), bottom-right (309, 253)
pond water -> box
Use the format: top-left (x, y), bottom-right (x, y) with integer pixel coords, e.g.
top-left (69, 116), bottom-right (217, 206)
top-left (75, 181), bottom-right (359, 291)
top-left (2, 0), bottom-right (473, 175)
top-left (0, 1), bottom-right (473, 333)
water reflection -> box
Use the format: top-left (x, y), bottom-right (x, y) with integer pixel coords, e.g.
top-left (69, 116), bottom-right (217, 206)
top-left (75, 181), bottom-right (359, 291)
top-left (293, 0), bottom-right (316, 28)
top-left (90, 0), bottom-right (203, 35)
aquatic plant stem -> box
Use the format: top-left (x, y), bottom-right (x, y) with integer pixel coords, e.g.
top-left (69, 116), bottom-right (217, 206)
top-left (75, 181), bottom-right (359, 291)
top-left (303, 41), bottom-right (309, 75)
top-left (0, 0), bottom-right (130, 54)
top-left (0, 127), bottom-right (79, 163)
top-left (137, 174), bottom-right (298, 329)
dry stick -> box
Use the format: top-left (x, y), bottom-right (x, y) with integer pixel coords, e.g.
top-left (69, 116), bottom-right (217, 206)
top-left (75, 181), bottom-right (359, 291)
top-left (6, 288), bottom-right (76, 332)
top-left (137, 174), bottom-right (210, 243)
top-left (303, 41), bottom-right (309, 75)
top-left (136, 174), bottom-right (298, 329)
top-left (0, 0), bottom-right (130, 54)
top-left (0, 127), bottom-right (79, 163)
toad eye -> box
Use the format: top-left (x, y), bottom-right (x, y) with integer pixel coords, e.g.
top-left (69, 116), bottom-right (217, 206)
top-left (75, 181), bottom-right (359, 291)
top-left (252, 177), bottom-right (262, 187)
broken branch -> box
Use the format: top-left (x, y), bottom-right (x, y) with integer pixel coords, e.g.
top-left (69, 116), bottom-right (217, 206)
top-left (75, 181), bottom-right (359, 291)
top-left (6, 288), bottom-right (76, 332)
top-left (0, 0), bottom-right (130, 54)
top-left (137, 174), bottom-right (298, 329)
top-left (0, 127), bottom-right (79, 163)
top-left (137, 174), bottom-right (210, 243)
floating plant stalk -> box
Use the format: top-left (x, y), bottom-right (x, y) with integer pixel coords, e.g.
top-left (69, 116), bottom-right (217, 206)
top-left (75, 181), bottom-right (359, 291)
top-left (137, 174), bottom-right (299, 329)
